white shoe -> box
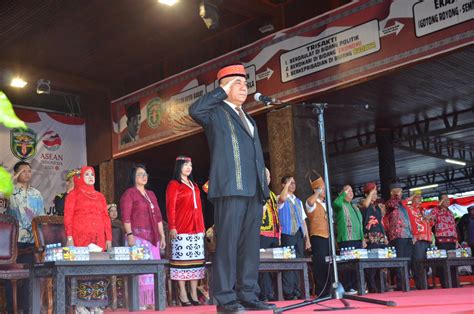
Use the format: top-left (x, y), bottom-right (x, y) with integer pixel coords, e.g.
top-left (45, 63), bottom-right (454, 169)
top-left (345, 289), bottom-right (358, 295)
top-left (91, 307), bottom-right (104, 314)
top-left (75, 306), bottom-right (90, 314)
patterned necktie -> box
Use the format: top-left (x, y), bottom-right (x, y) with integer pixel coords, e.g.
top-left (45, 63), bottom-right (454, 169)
top-left (235, 106), bottom-right (252, 136)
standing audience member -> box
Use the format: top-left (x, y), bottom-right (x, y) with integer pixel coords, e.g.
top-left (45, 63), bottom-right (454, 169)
top-left (359, 182), bottom-right (388, 293)
top-left (166, 155), bottom-right (206, 306)
top-left (468, 206), bottom-right (474, 253)
top-left (305, 174), bottom-right (330, 297)
top-left (108, 203), bottom-right (124, 247)
top-left (54, 168), bottom-right (79, 216)
top-left (189, 63), bottom-right (274, 313)
top-left (64, 166), bottom-right (112, 312)
top-left (333, 185), bottom-right (364, 294)
top-left (406, 190), bottom-right (433, 290)
top-left (108, 203), bottom-right (119, 222)
top-left (258, 168), bottom-right (280, 302)
top-left (6, 161), bottom-right (44, 314)
top-left (385, 183), bottom-right (413, 291)
top-left (430, 193), bottom-right (458, 287)
top-left (120, 164), bottom-right (166, 310)
top-left (460, 206), bottom-right (474, 253)
top-left (278, 175), bottom-right (310, 300)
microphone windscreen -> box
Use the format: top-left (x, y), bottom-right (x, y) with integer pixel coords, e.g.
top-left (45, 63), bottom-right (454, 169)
top-left (254, 93), bottom-right (262, 102)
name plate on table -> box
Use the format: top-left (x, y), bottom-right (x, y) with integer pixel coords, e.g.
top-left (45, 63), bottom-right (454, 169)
top-left (260, 247), bottom-right (296, 259)
top-left (448, 248), bottom-right (472, 258)
top-left (89, 252), bottom-right (111, 260)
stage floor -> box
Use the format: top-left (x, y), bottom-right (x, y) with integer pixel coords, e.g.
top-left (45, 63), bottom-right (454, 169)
top-left (111, 284), bottom-right (474, 314)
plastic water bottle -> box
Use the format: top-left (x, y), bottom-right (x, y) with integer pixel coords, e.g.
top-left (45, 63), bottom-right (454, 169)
top-left (392, 247), bottom-right (397, 258)
top-left (143, 243), bottom-right (150, 260)
top-left (291, 246), bottom-right (296, 259)
top-left (44, 244), bottom-right (51, 262)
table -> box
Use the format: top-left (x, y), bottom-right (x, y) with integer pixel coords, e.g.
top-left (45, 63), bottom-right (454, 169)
top-left (259, 258), bottom-right (311, 301)
top-left (334, 258), bottom-right (411, 295)
top-left (419, 257), bottom-right (474, 289)
top-left (29, 259), bottom-right (168, 314)
top-left (206, 257), bottom-right (311, 302)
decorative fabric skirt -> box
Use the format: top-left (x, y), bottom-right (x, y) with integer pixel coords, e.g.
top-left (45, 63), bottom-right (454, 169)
top-left (126, 235), bottom-right (161, 307)
top-left (71, 277), bottom-right (109, 308)
top-left (170, 232), bottom-right (206, 280)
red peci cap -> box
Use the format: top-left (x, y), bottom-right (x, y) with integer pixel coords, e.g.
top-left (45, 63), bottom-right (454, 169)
top-left (364, 182), bottom-right (377, 194)
top-left (217, 64), bottom-right (246, 82)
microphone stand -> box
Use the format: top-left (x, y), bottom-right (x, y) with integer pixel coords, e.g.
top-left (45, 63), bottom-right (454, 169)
top-left (272, 102), bottom-right (395, 313)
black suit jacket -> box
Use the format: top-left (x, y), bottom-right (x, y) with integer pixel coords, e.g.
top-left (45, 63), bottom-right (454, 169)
top-left (189, 87), bottom-right (269, 203)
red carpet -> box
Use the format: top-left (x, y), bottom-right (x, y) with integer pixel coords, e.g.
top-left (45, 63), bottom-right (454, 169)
top-left (111, 285), bottom-right (474, 313)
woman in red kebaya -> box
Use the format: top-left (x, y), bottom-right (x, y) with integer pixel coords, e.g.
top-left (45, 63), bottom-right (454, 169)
top-left (167, 156), bottom-right (205, 306)
top-left (64, 166), bottom-right (112, 312)
top-left (64, 166), bottom-right (112, 250)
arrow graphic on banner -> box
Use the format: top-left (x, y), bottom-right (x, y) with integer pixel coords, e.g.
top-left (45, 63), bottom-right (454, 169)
top-left (256, 67), bottom-right (274, 81)
top-left (380, 21), bottom-right (404, 37)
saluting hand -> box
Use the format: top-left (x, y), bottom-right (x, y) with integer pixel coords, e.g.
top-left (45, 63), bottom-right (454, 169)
top-left (220, 77), bottom-right (239, 95)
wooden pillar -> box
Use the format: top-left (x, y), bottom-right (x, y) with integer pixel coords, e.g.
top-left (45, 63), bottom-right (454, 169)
top-left (267, 106), bottom-right (324, 200)
top-left (99, 160), bottom-right (115, 204)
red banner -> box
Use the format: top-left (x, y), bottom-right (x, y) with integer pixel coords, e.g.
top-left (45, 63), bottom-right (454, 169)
top-left (111, 0), bottom-right (474, 158)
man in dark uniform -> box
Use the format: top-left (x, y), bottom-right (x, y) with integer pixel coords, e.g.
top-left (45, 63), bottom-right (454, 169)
top-left (121, 102), bottom-right (141, 145)
top-left (189, 64), bottom-right (275, 313)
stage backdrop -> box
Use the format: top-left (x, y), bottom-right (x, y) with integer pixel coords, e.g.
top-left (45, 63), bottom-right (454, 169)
top-left (111, 0), bottom-right (473, 157)
top-left (0, 109), bottom-right (87, 215)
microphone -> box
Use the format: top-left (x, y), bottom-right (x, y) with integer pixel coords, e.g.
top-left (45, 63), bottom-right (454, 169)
top-left (254, 92), bottom-right (282, 105)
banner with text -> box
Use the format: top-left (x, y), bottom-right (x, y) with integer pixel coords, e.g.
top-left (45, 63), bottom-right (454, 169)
top-left (111, 0), bottom-right (473, 157)
top-left (0, 110), bottom-right (87, 215)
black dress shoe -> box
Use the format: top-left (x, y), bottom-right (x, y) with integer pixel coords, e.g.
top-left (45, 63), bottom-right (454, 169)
top-left (187, 292), bottom-right (201, 305)
top-left (240, 300), bottom-right (277, 310)
top-left (216, 301), bottom-right (245, 313)
top-left (178, 295), bottom-right (192, 307)
top-left (190, 298), bottom-right (201, 306)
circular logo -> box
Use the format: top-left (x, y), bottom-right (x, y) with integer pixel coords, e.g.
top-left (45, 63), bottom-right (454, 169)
top-left (146, 98), bottom-right (162, 129)
top-left (42, 130), bottom-right (62, 151)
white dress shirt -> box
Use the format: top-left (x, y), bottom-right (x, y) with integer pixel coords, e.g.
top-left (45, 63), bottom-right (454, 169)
top-left (224, 100), bottom-right (255, 136)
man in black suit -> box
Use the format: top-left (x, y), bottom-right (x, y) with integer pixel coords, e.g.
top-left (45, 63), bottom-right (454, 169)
top-left (189, 64), bottom-right (275, 313)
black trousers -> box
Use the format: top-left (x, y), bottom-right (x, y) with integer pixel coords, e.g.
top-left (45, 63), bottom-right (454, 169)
top-left (412, 240), bottom-right (430, 290)
top-left (338, 240), bottom-right (363, 291)
top-left (310, 236), bottom-right (330, 296)
top-left (212, 194), bottom-right (263, 305)
top-left (258, 235), bottom-right (279, 299)
top-left (435, 242), bottom-right (456, 287)
top-left (5, 242), bottom-right (34, 313)
top-left (281, 229), bottom-right (304, 297)
top-left (365, 243), bottom-right (386, 292)
top-left (391, 238), bottom-right (413, 290)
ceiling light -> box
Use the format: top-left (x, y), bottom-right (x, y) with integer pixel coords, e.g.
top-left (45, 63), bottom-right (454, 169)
top-left (445, 159), bottom-right (466, 166)
top-left (409, 184), bottom-right (438, 192)
top-left (36, 79), bottom-right (51, 95)
top-left (10, 77), bottom-right (28, 88)
top-left (158, 0), bottom-right (179, 6)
